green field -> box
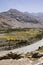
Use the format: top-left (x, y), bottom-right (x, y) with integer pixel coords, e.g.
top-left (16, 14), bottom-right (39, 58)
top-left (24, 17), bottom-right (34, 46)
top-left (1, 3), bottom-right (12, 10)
top-left (0, 28), bottom-right (43, 50)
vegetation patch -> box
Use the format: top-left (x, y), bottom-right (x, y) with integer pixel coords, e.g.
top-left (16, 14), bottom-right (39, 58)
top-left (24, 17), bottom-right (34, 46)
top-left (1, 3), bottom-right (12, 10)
top-left (0, 28), bottom-right (43, 50)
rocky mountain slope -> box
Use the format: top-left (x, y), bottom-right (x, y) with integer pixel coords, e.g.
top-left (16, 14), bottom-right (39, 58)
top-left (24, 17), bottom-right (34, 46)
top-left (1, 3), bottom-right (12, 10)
top-left (0, 9), bottom-right (43, 29)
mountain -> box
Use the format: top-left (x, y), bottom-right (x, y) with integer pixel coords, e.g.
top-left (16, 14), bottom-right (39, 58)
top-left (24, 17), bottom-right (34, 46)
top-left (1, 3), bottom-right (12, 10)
top-left (0, 9), bottom-right (43, 29)
top-left (24, 12), bottom-right (43, 24)
top-left (31, 13), bottom-right (43, 24)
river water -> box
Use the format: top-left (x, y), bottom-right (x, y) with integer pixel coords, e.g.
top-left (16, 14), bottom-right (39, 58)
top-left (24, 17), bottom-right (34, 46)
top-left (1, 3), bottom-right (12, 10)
top-left (11, 39), bottom-right (43, 53)
top-left (0, 39), bottom-right (43, 56)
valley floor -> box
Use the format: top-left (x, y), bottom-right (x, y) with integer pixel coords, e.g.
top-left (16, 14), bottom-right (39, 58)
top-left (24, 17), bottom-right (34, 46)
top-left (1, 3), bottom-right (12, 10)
top-left (0, 39), bottom-right (43, 65)
top-left (0, 57), bottom-right (43, 65)
top-left (0, 38), bottom-right (43, 56)
top-left (0, 29), bottom-right (43, 65)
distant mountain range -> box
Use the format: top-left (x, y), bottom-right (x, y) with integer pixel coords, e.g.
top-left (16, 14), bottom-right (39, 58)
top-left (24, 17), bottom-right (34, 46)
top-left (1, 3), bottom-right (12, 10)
top-left (0, 9), bottom-right (43, 29)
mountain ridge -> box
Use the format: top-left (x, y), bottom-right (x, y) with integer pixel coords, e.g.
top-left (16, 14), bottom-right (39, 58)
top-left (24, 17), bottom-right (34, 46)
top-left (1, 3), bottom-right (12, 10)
top-left (0, 9), bottom-right (43, 29)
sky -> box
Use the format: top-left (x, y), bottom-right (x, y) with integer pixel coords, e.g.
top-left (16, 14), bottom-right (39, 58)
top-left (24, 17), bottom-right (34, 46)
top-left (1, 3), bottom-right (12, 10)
top-left (0, 0), bottom-right (43, 13)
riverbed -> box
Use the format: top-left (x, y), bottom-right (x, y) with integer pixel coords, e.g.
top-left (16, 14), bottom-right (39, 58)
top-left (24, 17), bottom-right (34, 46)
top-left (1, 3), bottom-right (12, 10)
top-left (0, 39), bottom-right (43, 56)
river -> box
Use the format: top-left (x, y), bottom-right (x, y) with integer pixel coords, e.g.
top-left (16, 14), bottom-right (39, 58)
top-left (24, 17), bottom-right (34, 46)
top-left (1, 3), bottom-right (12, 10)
top-left (0, 39), bottom-right (43, 56)
top-left (11, 39), bottom-right (43, 53)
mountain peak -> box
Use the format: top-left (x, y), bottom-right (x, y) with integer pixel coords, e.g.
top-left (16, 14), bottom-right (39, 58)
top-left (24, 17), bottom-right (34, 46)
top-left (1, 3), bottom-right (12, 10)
top-left (0, 9), bottom-right (43, 29)
top-left (8, 9), bottom-right (21, 14)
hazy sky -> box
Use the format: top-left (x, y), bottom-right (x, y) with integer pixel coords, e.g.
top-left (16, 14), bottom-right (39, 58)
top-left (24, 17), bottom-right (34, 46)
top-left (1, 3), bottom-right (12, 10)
top-left (0, 0), bottom-right (43, 13)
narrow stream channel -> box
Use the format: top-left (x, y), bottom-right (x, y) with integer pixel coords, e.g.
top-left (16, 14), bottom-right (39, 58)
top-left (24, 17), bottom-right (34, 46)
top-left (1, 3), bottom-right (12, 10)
top-left (0, 39), bottom-right (43, 56)
top-left (11, 39), bottom-right (43, 53)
